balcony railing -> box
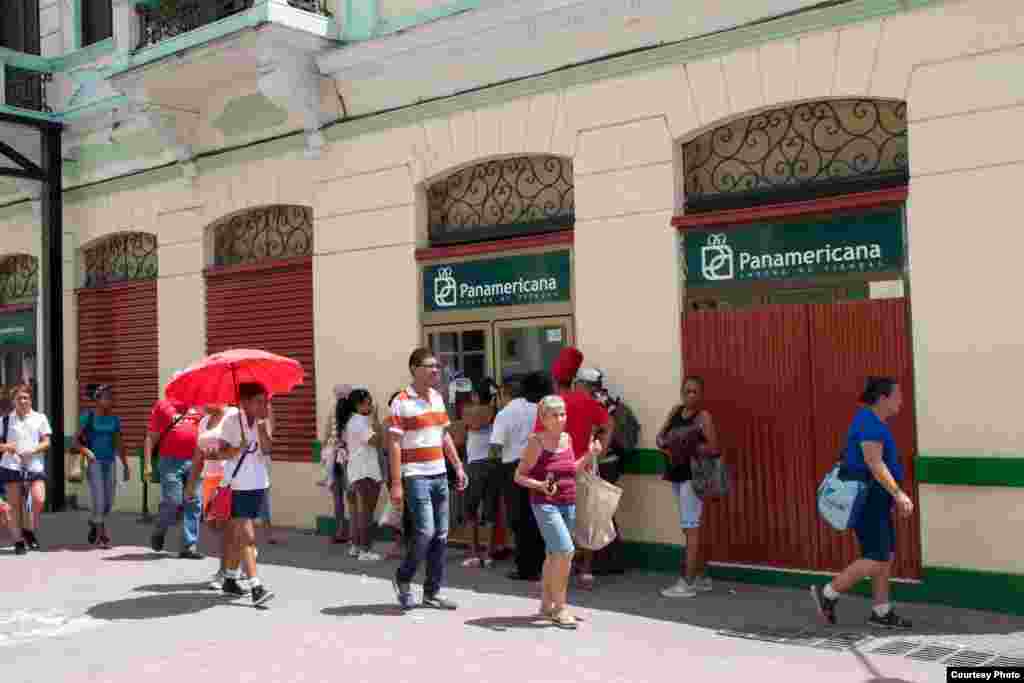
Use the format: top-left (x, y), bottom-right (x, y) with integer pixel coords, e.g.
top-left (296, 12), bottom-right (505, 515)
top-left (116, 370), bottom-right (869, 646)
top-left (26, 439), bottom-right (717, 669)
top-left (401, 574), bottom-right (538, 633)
top-left (3, 65), bottom-right (44, 112)
top-left (135, 0), bottom-right (327, 51)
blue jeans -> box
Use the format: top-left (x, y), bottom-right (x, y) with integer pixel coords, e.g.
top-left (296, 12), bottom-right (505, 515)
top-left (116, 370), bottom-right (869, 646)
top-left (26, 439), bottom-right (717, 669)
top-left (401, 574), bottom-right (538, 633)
top-left (396, 474), bottom-right (449, 596)
top-left (156, 458), bottom-right (201, 550)
top-left (87, 460), bottom-right (116, 523)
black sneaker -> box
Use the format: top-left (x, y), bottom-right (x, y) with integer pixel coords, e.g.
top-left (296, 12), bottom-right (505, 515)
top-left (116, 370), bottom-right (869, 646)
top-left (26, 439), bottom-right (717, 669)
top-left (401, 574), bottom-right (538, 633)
top-left (251, 585), bottom-right (274, 606)
top-left (393, 579), bottom-right (415, 611)
top-left (868, 610), bottom-right (912, 629)
top-left (87, 522), bottom-right (98, 545)
top-left (222, 578), bottom-right (252, 596)
top-left (178, 547), bottom-right (204, 560)
top-left (810, 585), bottom-right (838, 625)
top-left (13, 541), bottom-right (27, 556)
top-left (422, 593), bottom-right (458, 610)
top-left (150, 531), bottom-right (165, 552)
top-left (22, 530), bottom-right (40, 551)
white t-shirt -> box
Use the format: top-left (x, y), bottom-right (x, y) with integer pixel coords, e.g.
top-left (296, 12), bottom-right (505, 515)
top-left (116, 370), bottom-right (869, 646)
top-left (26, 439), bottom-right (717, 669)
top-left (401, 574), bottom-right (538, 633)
top-left (1, 410), bottom-right (53, 473)
top-left (198, 407), bottom-right (239, 478)
top-left (219, 410), bottom-right (270, 491)
top-left (490, 399), bottom-right (538, 464)
top-left (466, 427), bottom-right (492, 464)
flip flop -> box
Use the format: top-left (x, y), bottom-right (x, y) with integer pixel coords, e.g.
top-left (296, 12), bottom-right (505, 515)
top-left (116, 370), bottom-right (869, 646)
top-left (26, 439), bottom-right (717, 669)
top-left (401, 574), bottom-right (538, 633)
top-left (461, 557), bottom-right (483, 568)
top-left (551, 610), bottom-right (578, 630)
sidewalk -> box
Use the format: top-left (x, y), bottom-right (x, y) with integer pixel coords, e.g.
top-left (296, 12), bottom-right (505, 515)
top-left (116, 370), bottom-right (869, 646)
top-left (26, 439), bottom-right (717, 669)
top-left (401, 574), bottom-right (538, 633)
top-left (2, 511), bottom-right (1022, 682)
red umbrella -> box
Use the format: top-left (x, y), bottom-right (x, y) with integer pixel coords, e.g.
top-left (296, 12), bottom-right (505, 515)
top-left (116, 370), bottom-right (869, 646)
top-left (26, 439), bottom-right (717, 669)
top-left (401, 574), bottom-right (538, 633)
top-left (165, 349), bottom-right (304, 407)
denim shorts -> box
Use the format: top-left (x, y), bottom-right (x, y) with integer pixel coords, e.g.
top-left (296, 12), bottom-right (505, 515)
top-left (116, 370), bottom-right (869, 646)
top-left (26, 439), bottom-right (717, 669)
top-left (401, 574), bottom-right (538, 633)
top-left (231, 489), bottom-right (267, 520)
top-left (854, 486), bottom-right (895, 562)
top-left (671, 480), bottom-right (704, 529)
top-left (531, 503), bottom-right (576, 554)
top-left (0, 468), bottom-right (45, 484)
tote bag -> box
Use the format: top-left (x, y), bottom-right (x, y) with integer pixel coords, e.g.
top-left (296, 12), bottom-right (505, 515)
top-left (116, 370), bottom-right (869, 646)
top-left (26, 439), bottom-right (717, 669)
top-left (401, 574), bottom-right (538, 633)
top-left (573, 469), bottom-right (623, 551)
top-left (816, 462), bottom-right (868, 531)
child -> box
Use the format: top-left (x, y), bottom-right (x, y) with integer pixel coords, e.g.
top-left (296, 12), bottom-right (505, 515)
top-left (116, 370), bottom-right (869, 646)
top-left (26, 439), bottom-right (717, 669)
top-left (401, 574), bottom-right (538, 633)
top-left (339, 389), bottom-right (383, 561)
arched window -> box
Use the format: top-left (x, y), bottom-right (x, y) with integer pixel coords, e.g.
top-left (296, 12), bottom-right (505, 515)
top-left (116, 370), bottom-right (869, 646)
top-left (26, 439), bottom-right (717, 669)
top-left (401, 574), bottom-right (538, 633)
top-left (0, 254), bottom-right (38, 304)
top-left (682, 99), bottom-right (908, 212)
top-left (211, 205), bottom-right (313, 267)
top-left (82, 232), bottom-right (158, 288)
top-left (428, 155), bottom-right (574, 245)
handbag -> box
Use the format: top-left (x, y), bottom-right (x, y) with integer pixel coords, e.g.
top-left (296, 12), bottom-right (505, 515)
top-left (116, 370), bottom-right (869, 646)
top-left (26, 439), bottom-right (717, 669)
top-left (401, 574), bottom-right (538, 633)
top-left (691, 453), bottom-right (730, 498)
top-left (817, 460), bottom-right (869, 531)
top-left (204, 447), bottom-right (250, 526)
top-left (572, 468), bottom-right (623, 551)
top-left (68, 411), bottom-right (94, 483)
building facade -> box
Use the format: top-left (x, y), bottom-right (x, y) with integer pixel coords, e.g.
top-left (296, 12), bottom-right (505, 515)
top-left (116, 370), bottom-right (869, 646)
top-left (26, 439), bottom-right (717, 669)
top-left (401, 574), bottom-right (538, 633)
top-left (1, 0), bottom-right (1022, 612)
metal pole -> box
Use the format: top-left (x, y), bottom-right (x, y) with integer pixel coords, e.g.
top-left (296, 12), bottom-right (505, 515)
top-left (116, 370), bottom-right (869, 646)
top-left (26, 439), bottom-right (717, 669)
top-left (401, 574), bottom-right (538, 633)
top-left (40, 124), bottom-right (65, 512)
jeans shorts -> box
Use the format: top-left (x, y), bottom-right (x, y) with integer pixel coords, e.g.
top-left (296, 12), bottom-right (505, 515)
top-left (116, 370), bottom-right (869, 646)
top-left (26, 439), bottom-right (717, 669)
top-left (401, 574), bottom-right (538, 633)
top-left (854, 486), bottom-right (896, 562)
top-left (259, 488), bottom-right (272, 522)
top-left (0, 468), bottom-right (45, 484)
top-left (231, 489), bottom-right (267, 520)
top-left (531, 503), bottom-right (576, 554)
top-left (671, 480), bottom-right (703, 529)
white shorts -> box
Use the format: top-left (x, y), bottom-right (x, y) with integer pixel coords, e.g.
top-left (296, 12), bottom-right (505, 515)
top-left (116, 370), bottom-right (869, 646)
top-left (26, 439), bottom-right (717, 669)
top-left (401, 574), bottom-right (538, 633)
top-left (671, 480), bottom-right (703, 530)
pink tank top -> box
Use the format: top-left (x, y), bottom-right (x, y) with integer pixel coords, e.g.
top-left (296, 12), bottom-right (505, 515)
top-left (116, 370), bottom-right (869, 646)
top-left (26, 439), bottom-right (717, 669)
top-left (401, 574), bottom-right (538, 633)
top-left (529, 440), bottom-right (577, 505)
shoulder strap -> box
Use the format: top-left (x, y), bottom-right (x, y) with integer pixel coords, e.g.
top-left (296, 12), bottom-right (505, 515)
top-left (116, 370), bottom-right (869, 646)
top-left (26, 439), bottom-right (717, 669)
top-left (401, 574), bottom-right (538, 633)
top-left (225, 419), bottom-right (252, 485)
top-left (2, 415), bottom-right (8, 443)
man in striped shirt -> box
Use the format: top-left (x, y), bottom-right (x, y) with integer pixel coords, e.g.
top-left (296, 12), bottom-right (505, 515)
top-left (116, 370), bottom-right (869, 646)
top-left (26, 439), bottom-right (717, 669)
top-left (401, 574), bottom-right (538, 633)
top-left (389, 347), bottom-right (468, 611)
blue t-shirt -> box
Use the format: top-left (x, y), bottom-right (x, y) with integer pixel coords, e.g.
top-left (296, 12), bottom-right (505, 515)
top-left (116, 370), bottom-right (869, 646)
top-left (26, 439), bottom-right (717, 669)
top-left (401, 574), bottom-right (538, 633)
top-left (843, 407), bottom-right (903, 485)
top-left (80, 412), bottom-right (121, 463)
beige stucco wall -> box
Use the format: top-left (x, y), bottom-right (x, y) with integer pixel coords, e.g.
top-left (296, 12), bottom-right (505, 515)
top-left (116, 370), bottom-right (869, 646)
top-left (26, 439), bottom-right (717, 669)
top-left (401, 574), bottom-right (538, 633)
top-left (2, 0), bottom-right (1023, 573)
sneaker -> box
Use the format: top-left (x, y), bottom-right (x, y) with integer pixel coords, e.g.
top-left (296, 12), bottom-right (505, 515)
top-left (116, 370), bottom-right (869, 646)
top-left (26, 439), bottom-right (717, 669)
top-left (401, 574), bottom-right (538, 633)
top-left (422, 593), bottom-right (458, 610)
top-left (179, 547), bottom-right (204, 560)
top-left (868, 610), bottom-right (912, 629)
top-left (392, 579), bottom-right (414, 611)
top-left (251, 585), bottom-right (275, 606)
top-left (209, 571), bottom-right (225, 591)
top-left (98, 535), bottom-right (112, 549)
top-left (348, 545), bottom-right (361, 558)
top-left (22, 530), bottom-right (40, 551)
top-left (13, 541), bottom-right (27, 556)
top-left (150, 531), bottom-right (165, 552)
top-left (660, 578), bottom-right (697, 598)
top-left (694, 576), bottom-right (713, 593)
top-left (811, 585), bottom-right (838, 625)
top-left (222, 578), bottom-right (252, 597)
top-left (358, 550), bottom-right (382, 562)
top-left (87, 522), bottom-right (98, 545)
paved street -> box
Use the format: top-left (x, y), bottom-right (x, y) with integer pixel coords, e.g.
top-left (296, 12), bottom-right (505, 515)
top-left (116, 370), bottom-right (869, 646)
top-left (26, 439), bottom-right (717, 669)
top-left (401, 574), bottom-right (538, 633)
top-left (2, 512), bottom-right (1022, 683)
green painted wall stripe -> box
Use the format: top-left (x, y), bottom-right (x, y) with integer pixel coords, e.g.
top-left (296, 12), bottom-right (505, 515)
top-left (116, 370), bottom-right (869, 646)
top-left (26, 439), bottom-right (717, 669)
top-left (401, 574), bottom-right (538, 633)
top-left (916, 456), bottom-right (1024, 488)
top-left (621, 541), bottom-right (1024, 616)
top-left (622, 449), bottom-right (666, 476)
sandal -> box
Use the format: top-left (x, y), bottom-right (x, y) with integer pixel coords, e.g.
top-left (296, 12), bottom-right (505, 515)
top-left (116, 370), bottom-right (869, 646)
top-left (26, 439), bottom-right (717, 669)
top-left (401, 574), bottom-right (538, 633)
top-left (461, 557), bottom-right (483, 568)
top-left (550, 609), bottom-right (578, 630)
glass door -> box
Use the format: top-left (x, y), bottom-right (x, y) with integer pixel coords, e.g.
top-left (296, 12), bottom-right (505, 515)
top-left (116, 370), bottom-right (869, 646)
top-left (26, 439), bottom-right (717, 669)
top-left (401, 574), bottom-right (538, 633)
top-left (493, 317), bottom-right (574, 390)
top-left (424, 323), bottom-right (492, 415)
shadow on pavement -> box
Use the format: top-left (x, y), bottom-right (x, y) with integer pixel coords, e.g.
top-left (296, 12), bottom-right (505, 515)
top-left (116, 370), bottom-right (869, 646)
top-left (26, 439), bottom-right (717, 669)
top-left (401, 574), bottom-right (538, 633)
top-left (321, 604), bottom-right (406, 618)
top-left (87, 593), bottom-right (231, 621)
top-left (851, 643), bottom-right (915, 683)
top-left (102, 552), bottom-right (167, 562)
top-left (465, 615), bottom-right (556, 631)
top-left (134, 582), bottom-right (213, 594)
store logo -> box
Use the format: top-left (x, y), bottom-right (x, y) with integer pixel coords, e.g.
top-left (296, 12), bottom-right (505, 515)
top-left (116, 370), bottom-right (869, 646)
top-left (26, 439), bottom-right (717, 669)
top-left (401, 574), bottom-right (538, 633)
top-left (433, 267), bottom-right (457, 308)
top-left (701, 234), bottom-right (734, 281)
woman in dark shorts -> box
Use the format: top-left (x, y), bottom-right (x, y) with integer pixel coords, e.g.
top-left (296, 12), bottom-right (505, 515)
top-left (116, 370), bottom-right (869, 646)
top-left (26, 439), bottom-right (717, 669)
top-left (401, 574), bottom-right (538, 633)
top-left (0, 384), bottom-right (52, 555)
top-left (811, 377), bottom-right (915, 629)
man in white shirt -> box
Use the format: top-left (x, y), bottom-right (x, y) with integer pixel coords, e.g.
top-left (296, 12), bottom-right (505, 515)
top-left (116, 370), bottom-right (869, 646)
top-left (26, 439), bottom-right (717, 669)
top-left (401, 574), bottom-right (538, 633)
top-left (490, 371), bottom-right (550, 581)
top-left (0, 384), bottom-right (52, 555)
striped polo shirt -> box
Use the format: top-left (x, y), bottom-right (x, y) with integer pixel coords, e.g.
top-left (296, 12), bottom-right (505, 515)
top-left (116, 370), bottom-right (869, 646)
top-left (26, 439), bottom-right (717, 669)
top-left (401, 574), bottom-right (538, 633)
top-left (389, 385), bottom-right (450, 477)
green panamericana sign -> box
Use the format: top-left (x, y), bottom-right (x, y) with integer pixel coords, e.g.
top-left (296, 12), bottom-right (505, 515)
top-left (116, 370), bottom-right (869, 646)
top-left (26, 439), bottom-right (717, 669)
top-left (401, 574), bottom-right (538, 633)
top-left (423, 250), bottom-right (571, 312)
top-left (684, 210), bottom-right (905, 285)
top-left (0, 309), bottom-right (35, 347)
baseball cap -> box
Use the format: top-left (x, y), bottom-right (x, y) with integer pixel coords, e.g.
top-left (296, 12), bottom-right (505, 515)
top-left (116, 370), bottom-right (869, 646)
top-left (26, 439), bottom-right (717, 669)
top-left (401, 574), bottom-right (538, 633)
top-left (576, 367), bottom-right (604, 386)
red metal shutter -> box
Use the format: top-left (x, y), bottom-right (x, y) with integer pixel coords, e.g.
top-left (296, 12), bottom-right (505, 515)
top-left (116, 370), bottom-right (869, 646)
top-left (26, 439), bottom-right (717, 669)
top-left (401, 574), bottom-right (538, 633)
top-left (77, 280), bottom-right (159, 457)
top-left (204, 257), bottom-right (315, 463)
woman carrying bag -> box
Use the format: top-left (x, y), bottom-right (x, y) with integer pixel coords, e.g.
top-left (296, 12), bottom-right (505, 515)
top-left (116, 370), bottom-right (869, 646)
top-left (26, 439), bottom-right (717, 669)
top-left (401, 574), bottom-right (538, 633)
top-left (77, 384), bottom-right (130, 548)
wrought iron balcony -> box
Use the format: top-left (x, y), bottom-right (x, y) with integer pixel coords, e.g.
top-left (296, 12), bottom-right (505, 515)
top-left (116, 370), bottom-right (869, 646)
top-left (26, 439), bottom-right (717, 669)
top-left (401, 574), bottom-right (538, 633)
top-left (3, 65), bottom-right (45, 112)
top-left (135, 0), bottom-right (328, 51)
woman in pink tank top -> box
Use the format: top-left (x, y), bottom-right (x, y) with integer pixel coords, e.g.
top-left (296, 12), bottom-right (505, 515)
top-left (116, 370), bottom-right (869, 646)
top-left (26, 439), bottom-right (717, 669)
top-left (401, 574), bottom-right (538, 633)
top-left (515, 395), bottom-right (600, 629)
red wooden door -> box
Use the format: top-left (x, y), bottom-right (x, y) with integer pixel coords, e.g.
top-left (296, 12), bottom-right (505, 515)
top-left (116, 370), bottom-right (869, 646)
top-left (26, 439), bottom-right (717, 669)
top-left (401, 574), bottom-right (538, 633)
top-left (682, 299), bottom-right (921, 578)
top-left (205, 257), bottom-right (315, 463)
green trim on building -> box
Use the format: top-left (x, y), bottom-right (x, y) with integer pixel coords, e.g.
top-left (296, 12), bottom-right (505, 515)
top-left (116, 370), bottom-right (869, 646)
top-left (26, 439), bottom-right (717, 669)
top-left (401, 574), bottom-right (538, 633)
top-left (343, 0), bottom-right (380, 40)
top-left (53, 38), bottom-right (116, 73)
top-left (621, 541), bottom-right (1024, 616)
top-left (916, 455), bottom-right (1024, 488)
top-left (622, 449), bottom-right (666, 476)
top-left (312, 440), bottom-right (322, 464)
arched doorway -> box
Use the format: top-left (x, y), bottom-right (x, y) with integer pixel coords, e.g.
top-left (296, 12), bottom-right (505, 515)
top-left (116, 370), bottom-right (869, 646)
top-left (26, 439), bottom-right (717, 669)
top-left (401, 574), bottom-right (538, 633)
top-left (0, 254), bottom-right (39, 411)
top-left (205, 205), bottom-right (315, 463)
top-left (77, 232), bottom-right (160, 461)
top-left (675, 99), bottom-right (920, 577)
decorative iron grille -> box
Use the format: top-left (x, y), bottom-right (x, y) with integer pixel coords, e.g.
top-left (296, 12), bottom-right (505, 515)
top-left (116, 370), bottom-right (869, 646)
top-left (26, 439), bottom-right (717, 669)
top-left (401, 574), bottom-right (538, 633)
top-left (0, 255), bottom-right (39, 303)
top-left (428, 156), bottom-right (574, 245)
top-left (3, 65), bottom-right (44, 112)
top-left (212, 206), bottom-right (313, 267)
top-left (683, 99), bottom-right (908, 211)
top-left (136, 0), bottom-right (254, 50)
top-left (82, 233), bottom-right (159, 288)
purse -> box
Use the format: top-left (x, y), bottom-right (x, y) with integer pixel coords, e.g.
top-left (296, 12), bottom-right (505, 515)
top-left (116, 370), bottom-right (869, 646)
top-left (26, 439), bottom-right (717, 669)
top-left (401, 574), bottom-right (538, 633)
top-left (204, 447), bottom-right (250, 526)
top-left (690, 452), bottom-right (730, 498)
top-left (572, 468), bottom-right (623, 551)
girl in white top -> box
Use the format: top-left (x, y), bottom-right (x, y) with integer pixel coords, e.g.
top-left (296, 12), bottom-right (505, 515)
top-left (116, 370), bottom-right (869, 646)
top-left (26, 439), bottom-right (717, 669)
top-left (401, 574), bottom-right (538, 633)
top-left (0, 384), bottom-right (52, 555)
top-left (338, 388), bottom-right (383, 561)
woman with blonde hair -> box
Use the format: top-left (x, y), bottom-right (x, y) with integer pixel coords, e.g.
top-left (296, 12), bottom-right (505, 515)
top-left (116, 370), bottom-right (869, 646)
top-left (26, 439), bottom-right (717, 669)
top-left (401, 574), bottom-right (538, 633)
top-left (515, 395), bottom-right (601, 629)
top-left (0, 384), bottom-right (52, 555)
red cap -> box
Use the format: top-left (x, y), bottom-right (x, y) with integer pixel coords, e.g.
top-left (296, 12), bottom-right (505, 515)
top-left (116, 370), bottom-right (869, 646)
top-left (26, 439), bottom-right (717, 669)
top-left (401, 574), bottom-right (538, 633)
top-left (551, 347), bottom-right (583, 385)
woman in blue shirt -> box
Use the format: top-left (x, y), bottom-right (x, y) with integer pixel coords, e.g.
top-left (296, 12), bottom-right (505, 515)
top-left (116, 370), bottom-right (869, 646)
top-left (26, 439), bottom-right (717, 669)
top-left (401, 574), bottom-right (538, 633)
top-left (77, 385), bottom-right (130, 548)
top-left (811, 377), bottom-right (914, 629)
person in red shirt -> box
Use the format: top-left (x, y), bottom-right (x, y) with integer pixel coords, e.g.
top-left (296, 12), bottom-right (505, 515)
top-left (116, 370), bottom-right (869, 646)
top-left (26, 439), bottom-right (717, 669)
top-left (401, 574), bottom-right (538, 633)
top-left (145, 394), bottom-right (204, 559)
top-left (535, 347), bottom-right (614, 589)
